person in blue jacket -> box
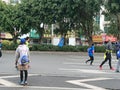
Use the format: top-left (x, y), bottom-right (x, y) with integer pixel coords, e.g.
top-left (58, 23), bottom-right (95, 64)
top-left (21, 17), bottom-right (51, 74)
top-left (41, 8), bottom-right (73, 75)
top-left (0, 39), bottom-right (2, 57)
top-left (116, 49), bottom-right (120, 72)
top-left (115, 41), bottom-right (120, 59)
top-left (85, 44), bottom-right (95, 65)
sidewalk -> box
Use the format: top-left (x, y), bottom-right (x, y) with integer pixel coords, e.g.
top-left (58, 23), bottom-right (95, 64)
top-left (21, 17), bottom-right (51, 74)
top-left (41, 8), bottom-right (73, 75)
top-left (2, 50), bottom-right (107, 56)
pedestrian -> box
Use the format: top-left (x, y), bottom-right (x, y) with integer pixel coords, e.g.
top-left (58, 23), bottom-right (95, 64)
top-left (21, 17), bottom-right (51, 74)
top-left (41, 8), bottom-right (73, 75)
top-left (114, 41), bottom-right (120, 59)
top-left (85, 43), bottom-right (95, 65)
top-left (116, 49), bottom-right (120, 72)
top-left (99, 40), bottom-right (114, 70)
top-left (0, 39), bottom-right (2, 57)
top-left (25, 37), bottom-right (32, 50)
top-left (25, 37), bottom-right (30, 47)
top-left (15, 38), bottom-right (30, 85)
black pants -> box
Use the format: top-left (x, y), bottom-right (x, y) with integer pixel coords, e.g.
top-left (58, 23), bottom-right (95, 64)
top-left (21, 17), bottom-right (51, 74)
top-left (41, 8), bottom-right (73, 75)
top-left (116, 50), bottom-right (119, 59)
top-left (0, 50), bottom-right (2, 57)
top-left (100, 57), bottom-right (112, 69)
top-left (86, 56), bottom-right (94, 65)
top-left (20, 70), bottom-right (28, 82)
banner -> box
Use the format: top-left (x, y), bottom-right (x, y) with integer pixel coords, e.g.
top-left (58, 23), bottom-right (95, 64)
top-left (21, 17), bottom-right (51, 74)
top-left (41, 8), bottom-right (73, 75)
top-left (58, 37), bottom-right (64, 47)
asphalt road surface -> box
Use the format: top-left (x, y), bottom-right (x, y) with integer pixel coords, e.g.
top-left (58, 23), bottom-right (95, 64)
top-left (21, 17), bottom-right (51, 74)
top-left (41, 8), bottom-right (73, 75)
top-left (0, 51), bottom-right (119, 90)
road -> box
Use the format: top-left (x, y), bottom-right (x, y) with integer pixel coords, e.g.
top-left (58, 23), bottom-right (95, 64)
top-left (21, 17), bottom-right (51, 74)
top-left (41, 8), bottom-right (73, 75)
top-left (0, 51), bottom-right (119, 90)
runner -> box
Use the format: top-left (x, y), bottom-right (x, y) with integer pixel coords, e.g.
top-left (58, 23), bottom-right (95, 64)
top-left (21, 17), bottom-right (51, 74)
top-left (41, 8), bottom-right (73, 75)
top-left (85, 44), bottom-right (95, 65)
top-left (99, 40), bottom-right (114, 70)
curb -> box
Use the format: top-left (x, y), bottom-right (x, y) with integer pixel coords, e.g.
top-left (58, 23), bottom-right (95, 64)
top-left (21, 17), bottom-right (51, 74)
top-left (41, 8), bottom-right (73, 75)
top-left (1, 50), bottom-right (106, 56)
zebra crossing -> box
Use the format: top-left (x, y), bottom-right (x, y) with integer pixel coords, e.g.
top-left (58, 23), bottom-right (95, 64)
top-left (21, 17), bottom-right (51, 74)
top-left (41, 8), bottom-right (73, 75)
top-left (59, 54), bottom-right (119, 75)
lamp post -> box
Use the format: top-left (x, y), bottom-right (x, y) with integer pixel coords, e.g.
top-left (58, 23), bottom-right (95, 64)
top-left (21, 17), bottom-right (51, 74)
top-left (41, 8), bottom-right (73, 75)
top-left (51, 24), bottom-right (54, 45)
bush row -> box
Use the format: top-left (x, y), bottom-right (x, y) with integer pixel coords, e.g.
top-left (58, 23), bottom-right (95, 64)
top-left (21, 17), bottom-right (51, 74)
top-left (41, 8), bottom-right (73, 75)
top-left (1, 40), bottom-right (106, 52)
top-left (30, 44), bottom-right (106, 52)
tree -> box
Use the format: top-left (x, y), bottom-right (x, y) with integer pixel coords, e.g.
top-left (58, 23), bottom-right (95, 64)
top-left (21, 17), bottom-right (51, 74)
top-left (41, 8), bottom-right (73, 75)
top-left (67, 0), bottom-right (103, 45)
top-left (0, 1), bottom-right (8, 33)
top-left (18, 0), bottom-right (47, 44)
top-left (105, 0), bottom-right (120, 39)
top-left (41, 0), bottom-right (103, 45)
top-left (0, 0), bottom-right (31, 43)
top-left (19, 0), bottom-right (75, 44)
top-left (39, 0), bottom-right (73, 45)
top-left (0, 0), bottom-right (103, 45)
top-left (0, 1), bottom-right (18, 42)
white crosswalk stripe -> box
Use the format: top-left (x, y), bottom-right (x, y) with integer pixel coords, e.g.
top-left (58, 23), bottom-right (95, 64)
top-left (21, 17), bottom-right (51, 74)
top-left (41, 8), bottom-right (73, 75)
top-left (59, 68), bottom-right (107, 74)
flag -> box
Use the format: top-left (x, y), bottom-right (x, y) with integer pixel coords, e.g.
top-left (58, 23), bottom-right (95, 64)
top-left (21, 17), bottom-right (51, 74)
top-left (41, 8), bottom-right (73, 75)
top-left (58, 37), bottom-right (64, 47)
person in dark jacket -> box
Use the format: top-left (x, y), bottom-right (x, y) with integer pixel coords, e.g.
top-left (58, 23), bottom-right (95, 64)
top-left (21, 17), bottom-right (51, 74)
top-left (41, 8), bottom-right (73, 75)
top-left (99, 40), bottom-right (114, 70)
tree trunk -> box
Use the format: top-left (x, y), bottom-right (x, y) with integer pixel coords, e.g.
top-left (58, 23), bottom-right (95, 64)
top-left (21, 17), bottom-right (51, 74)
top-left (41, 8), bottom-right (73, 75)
top-left (82, 20), bottom-right (93, 46)
top-left (38, 27), bottom-right (44, 44)
top-left (13, 34), bottom-right (18, 44)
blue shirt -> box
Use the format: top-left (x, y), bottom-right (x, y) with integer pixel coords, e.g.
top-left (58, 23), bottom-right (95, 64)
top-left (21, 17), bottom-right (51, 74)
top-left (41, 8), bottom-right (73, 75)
top-left (0, 43), bottom-right (2, 49)
top-left (88, 46), bottom-right (94, 56)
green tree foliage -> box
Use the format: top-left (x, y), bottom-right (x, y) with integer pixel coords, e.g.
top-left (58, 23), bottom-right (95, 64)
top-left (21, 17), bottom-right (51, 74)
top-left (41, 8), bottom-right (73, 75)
top-left (0, 0), bottom-right (103, 45)
top-left (39, 0), bottom-right (103, 45)
top-left (18, 0), bottom-right (47, 43)
top-left (105, 0), bottom-right (120, 39)
top-left (0, 1), bottom-right (31, 43)
top-left (0, 1), bottom-right (8, 32)
top-left (68, 0), bottom-right (103, 45)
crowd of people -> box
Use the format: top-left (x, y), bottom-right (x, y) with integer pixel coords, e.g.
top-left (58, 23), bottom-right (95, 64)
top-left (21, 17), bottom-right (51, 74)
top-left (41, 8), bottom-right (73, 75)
top-left (86, 40), bottom-right (120, 72)
top-left (0, 37), bottom-right (120, 85)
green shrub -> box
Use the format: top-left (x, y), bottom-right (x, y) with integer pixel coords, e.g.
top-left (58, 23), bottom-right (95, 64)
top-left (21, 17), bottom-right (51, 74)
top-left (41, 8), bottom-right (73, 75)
top-left (2, 40), bottom-right (12, 50)
top-left (2, 40), bottom-right (18, 50)
top-left (1, 41), bottom-right (108, 53)
top-left (95, 46), bottom-right (105, 52)
top-left (77, 46), bottom-right (88, 52)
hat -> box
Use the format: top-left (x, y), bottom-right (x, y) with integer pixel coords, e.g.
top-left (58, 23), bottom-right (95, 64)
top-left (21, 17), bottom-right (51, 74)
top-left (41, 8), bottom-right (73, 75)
top-left (20, 38), bottom-right (26, 44)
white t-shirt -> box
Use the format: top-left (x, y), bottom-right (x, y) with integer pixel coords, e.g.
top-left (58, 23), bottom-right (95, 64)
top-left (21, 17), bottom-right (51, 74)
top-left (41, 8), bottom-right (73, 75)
top-left (16, 44), bottom-right (30, 65)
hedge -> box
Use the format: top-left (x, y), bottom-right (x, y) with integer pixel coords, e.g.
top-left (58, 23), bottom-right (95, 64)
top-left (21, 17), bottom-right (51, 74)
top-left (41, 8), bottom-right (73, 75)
top-left (1, 40), bottom-right (107, 52)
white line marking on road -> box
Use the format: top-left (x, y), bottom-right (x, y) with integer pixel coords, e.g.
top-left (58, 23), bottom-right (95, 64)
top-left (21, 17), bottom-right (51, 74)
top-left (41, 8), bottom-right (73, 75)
top-left (66, 78), bottom-right (111, 90)
top-left (0, 85), bottom-right (91, 90)
top-left (63, 62), bottom-right (117, 66)
top-left (59, 68), bottom-right (106, 74)
top-left (0, 78), bottom-right (19, 87)
top-left (0, 74), bottom-right (39, 87)
top-left (25, 86), bottom-right (89, 90)
top-left (0, 74), bottom-right (39, 79)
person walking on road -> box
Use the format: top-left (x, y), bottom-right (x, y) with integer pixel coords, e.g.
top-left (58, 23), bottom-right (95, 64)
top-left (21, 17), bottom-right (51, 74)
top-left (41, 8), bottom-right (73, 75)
top-left (99, 40), bottom-right (114, 70)
top-left (0, 39), bottom-right (2, 57)
top-left (25, 37), bottom-right (30, 47)
top-left (116, 49), bottom-right (120, 72)
top-left (85, 43), bottom-right (95, 65)
top-left (25, 37), bottom-right (32, 50)
top-left (114, 41), bottom-right (120, 59)
top-left (15, 38), bottom-right (30, 85)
